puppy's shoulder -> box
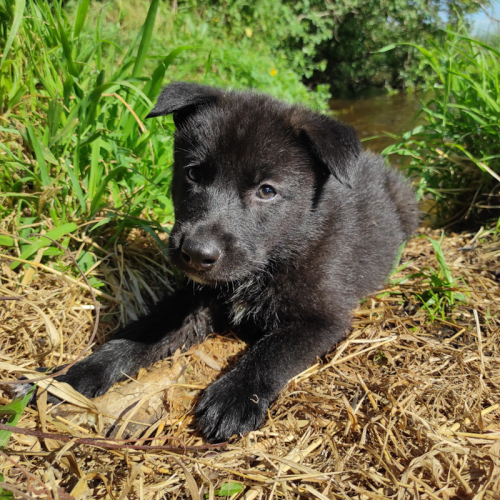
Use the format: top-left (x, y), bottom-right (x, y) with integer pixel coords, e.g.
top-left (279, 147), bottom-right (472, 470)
top-left (354, 152), bottom-right (420, 238)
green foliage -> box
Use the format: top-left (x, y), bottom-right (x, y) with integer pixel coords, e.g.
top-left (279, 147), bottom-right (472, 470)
top-left (417, 236), bottom-right (467, 320)
top-left (211, 482), bottom-right (243, 497)
top-left (84, 0), bottom-right (330, 111)
top-left (149, 0), bottom-right (484, 95)
top-left (287, 0), bottom-right (482, 94)
top-left (0, 478), bottom-right (13, 500)
top-left (393, 235), bottom-right (467, 320)
top-left (0, 385), bottom-right (36, 449)
top-left (0, 0), bottom-right (179, 249)
top-left (383, 27), bottom-right (500, 225)
top-left (0, 0), bottom-right (333, 276)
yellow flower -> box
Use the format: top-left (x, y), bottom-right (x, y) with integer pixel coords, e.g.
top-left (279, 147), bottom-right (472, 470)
top-left (244, 27), bottom-right (253, 38)
top-left (270, 68), bottom-right (278, 77)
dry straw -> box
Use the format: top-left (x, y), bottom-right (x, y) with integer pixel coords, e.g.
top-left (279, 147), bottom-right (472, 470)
top-left (0, 219), bottom-right (499, 499)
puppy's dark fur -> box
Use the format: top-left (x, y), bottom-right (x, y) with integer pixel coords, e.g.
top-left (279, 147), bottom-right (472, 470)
top-left (20, 83), bottom-right (419, 442)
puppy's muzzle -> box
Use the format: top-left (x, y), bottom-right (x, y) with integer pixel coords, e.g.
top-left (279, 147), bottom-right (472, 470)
top-left (181, 236), bottom-right (222, 271)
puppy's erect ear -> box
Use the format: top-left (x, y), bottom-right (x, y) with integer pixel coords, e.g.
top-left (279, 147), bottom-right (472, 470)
top-left (297, 114), bottom-right (362, 188)
top-left (145, 82), bottom-right (221, 122)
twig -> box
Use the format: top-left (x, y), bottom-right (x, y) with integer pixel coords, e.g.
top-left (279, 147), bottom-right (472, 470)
top-left (0, 451), bottom-right (52, 500)
top-left (0, 422), bottom-right (225, 452)
top-left (0, 483), bottom-right (37, 500)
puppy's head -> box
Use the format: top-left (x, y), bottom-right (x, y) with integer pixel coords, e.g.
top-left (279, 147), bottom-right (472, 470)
top-left (147, 82), bottom-right (361, 285)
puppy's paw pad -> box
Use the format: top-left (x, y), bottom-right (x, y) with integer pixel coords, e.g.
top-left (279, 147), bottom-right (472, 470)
top-left (195, 375), bottom-right (269, 443)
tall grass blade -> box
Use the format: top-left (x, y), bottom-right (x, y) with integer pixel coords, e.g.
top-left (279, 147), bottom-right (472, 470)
top-left (144, 46), bottom-right (193, 100)
top-left (0, 0), bottom-right (25, 71)
top-left (90, 167), bottom-right (127, 216)
top-left (132, 0), bottom-right (160, 78)
top-left (54, 3), bottom-right (78, 78)
top-left (26, 122), bottom-right (50, 187)
top-left (428, 237), bottom-right (453, 285)
top-left (73, 0), bottom-right (90, 38)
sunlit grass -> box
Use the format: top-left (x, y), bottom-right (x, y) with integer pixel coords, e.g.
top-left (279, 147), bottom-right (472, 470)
top-left (0, 0), bottom-right (180, 269)
top-left (382, 27), bottom-right (500, 226)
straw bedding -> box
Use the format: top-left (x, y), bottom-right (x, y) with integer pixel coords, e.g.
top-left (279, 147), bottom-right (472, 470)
top-left (0, 222), bottom-right (499, 500)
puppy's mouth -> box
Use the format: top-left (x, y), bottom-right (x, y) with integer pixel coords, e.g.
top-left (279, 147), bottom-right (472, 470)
top-left (171, 250), bottom-right (248, 287)
top-left (183, 270), bottom-right (219, 286)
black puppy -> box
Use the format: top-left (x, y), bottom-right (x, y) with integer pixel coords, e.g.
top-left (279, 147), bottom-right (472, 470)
top-left (19, 83), bottom-right (419, 442)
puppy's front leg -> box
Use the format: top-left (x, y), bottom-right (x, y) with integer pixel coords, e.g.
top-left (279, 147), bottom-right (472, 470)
top-left (16, 287), bottom-right (221, 401)
top-left (196, 317), bottom-right (349, 442)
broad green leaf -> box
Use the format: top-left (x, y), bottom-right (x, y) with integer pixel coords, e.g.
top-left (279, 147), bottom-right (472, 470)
top-left (132, 0), bottom-right (160, 78)
top-left (213, 483), bottom-right (243, 497)
top-left (65, 161), bottom-right (86, 211)
top-left (428, 237), bottom-right (453, 285)
top-left (26, 123), bottom-right (51, 186)
top-left (54, 5), bottom-right (78, 77)
top-left (88, 138), bottom-right (102, 200)
top-left (374, 44), bottom-right (396, 53)
top-left (10, 223), bottom-right (78, 270)
top-left (144, 46), bottom-right (193, 100)
top-left (49, 117), bottom-right (79, 148)
top-left (89, 217), bottom-right (112, 232)
top-left (0, 236), bottom-right (15, 247)
top-left (47, 99), bottom-right (63, 139)
top-left (90, 167), bottom-right (127, 215)
top-left (0, 475), bottom-right (13, 500)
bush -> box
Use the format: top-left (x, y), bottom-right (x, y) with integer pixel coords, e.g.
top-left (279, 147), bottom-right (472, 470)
top-left (81, 0), bottom-right (331, 111)
top-left (147, 0), bottom-right (484, 95)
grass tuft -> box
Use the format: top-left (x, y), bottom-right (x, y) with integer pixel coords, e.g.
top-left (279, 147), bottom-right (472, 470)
top-left (383, 26), bottom-right (500, 226)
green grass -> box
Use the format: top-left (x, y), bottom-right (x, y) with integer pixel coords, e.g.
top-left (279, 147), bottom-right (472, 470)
top-left (0, 385), bottom-right (35, 449)
top-left (0, 0), bottom-right (184, 283)
top-left (0, 0), bottom-right (177, 233)
top-left (391, 234), bottom-right (467, 320)
top-left (382, 26), bottom-right (500, 226)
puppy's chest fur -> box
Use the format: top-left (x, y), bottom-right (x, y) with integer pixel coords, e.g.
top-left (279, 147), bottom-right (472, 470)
top-left (222, 275), bottom-right (282, 332)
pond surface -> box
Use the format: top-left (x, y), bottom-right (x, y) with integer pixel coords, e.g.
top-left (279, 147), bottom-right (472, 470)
top-left (329, 91), bottom-right (427, 164)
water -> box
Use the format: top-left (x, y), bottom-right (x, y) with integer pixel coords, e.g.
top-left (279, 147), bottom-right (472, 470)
top-left (329, 91), bottom-right (426, 164)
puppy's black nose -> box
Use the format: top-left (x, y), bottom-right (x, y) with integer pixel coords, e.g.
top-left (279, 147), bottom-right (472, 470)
top-left (181, 237), bottom-right (221, 270)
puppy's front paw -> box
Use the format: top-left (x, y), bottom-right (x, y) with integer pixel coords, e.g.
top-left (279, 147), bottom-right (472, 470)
top-left (8, 367), bottom-right (61, 403)
top-left (195, 371), bottom-right (270, 443)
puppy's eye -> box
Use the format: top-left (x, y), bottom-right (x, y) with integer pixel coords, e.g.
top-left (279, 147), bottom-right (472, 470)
top-left (186, 167), bottom-right (201, 182)
top-left (256, 185), bottom-right (277, 200)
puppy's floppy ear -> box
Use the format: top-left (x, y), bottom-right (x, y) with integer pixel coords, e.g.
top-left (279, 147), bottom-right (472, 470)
top-left (145, 82), bottom-right (221, 122)
top-left (297, 114), bottom-right (361, 188)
